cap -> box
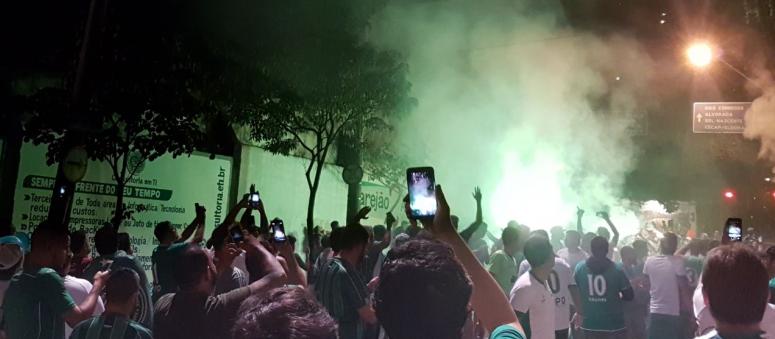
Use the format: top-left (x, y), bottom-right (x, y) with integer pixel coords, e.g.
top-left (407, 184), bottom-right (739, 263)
top-left (0, 236), bottom-right (23, 270)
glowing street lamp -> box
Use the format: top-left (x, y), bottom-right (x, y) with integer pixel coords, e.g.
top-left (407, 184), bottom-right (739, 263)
top-left (686, 42), bottom-right (713, 68)
top-left (723, 190), bottom-right (735, 199)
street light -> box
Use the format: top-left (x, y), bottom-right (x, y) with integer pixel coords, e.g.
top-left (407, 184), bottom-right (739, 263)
top-left (685, 41), bottom-right (754, 82)
top-left (686, 42), bottom-right (713, 68)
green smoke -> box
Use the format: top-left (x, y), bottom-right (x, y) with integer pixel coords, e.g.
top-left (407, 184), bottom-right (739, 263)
top-left (370, 0), bottom-right (656, 236)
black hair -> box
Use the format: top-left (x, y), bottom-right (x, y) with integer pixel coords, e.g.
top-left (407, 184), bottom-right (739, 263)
top-left (31, 220), bottom-right (70, 250)
top-left (703, 244), bottom-right (769, 326)
top-left (70, 230), bottom-right (88, 255)
top-left (500, 226), bottom-right (520, 247)
top-left (173, 245), bottom-right (209, 290)
top-left (117, 232), bottom-right (131, 254)
top-left (154, 221), bottom-right (173, 242)
top-left (523, 236), bottom-right (553, 268)
top-left (376, 239), bottom-right (471, 339)
top-left (373, 225), bottom-right (387, 241)
top-left (232, 287), bottom-right (337, 339)
top-left (338, 224), bottom-right (369, 251)
top-left (94, 225), bottom-right (118, 256)
top-left (590, 236), bottom-right (609, 258)
top-left (105, 268), bottom-right (140, 304)
top-left (530, 229), bottom-right (549, 239)
top-left (661, 232), bottom-right (678, 255)
top-left (587, 236), bottom-right (613, 274)
top-left (288, 235), bottom-right (297, 246)
top-left (329, 228), bottom-right (343, 252)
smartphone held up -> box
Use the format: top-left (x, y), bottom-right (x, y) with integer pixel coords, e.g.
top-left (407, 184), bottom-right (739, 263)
top-left (722, 218), bottom-right (743, 244)
top-left (406, 167), bottom-right (437, 219)
top-left (271, 218), bottom-right (287, 243)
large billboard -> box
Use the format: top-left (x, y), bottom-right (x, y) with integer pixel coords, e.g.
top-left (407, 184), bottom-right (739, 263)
top-left (13, 143), bottom-right (232, 273)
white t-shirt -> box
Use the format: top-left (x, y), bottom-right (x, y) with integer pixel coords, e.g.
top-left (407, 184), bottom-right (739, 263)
top-left (557, 248), bottom-right (588, 276)
top-left (643, 255), bottom-right (686, 316)
top-left (518, 257), bottom-right (574, 331)
top-left (510, 271), bottom-right (556, 339)
top-left (64, 275), bottom-right (105, 337)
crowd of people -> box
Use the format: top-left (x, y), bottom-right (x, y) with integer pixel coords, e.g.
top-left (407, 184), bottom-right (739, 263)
top-left (0, 185), bottom-right (773, 339)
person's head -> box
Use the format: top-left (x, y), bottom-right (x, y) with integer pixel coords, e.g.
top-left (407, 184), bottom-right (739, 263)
top-left (702, 244), bottom-right (769, 329)
top-left (105, 268), bottom-right (141, 315)
top-left (338, 224), bottom-right (369, 264)
top-left (373, 225), bottom-right (387, 242)
top-left (687, 238), bottom-right (704, 257)
top-left (154, 221), bottom-right (178, 244)
top-left (232, 287), bottom-right (337, 339)
top-left (660, 232), bottom-right (678, 255)
top-left (69, 230), bottom-right (90, 258)
top-left (0, 236), bottom-right (24, 280)
top-left (117, 232), bottom-right (132, 255)
top-left (529, 229), bottom-right (549, 239)
top-left (376, 239), bottom-right (472, 339)
top-left (288, 235), bottom-right (297, 250)
top-left (30, 221), bottom-right (71, 274)
top-left (329, 227), bottom-right (344, 253)
top-left (620, 245), bottom-right (636, 266)
top-left (94, 225), bottom-right (118, 257)
top-left (632, 239), bottom-right (648, 260)
top-left (330, 221), bottom-right (340, 230)
top-left (524, 236), bottom-right (554, 271)
top-left (596, 227), bottom-right (611, 241)
top-left (500, 226), bottom-right (520, 255)
top-left (590, 236), bottom-right (609, 258)
top-left (564, 230), bottom-right (581, 249)
top-left (174, 245), bottom-right (217, 293)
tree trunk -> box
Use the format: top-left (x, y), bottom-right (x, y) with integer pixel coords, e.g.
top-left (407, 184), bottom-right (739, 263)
top-left (305, 158), bottom-right (327, 273)
top-left (0, 122), bottom-right (22, 225)
top-left (111, 181), bottom-right (125, 229)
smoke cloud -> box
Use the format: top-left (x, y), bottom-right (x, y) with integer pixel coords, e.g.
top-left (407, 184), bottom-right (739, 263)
top-left (369, 0), bottom-right (658, 235)
top-left (744, 71), bottom-right (775, 171)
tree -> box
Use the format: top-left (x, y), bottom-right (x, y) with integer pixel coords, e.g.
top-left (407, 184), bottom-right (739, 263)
top-left (362, 138), bottom-right (413, 213)
top-left (246, 43), bottom-right (412, 251)
top-left (22, 0), bottom-right (274, 227)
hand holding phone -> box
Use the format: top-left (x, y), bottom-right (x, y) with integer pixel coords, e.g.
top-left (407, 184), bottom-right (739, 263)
top-left (722, 218), bottom-right (743, 244)
top-left (406, 167), bottom-right (437, 219)
top-left (230, 226), bottom-right (245, 243)
top-left (271, 218), bottom-right (287, 243)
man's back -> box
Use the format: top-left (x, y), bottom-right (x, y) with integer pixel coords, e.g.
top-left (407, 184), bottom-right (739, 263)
top-left (315, 257), bottom-right (368, 339)
top-left (490, 249), bottom-right (519, 294)
top-left (644, 255), bottom-right (685, 316)
top-left (3, 267), bottom-right (76, 339)
top-left (574, 260), bottom-right (631, 332)
top-left (153, 287), bottom-right (251, 339)
top-left (70, 314), bottom-right (152, 339)
top-left (557, 248), bottom-right (587, 274)
top-left (151, 243), bottom-right (188, 301)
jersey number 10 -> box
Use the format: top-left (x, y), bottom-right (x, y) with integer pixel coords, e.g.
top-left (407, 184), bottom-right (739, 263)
top-left (587, 274), bottom-right (607, 297)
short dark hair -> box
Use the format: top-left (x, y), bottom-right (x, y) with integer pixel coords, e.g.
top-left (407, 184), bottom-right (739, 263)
top-left (288, 235), bottom-right (297, 246)
top-left (590, 236), bottom-right (609, 258)
top-left (373, 225), bottom-right (387, 241)
top-left (31, 220), bottom-right (70, 253)
top-left (329, 227), bottom-right (344, 252)
top-left (154, 221), bottom-right (173, 242)
top-left (501, 226), bottom-right (520, 247)
top-left (524, 236), bottom-right (553, 267)
top-left (70, 230), bottom-right (88, 254)
top-left (703, 244), bottom-right (769, 326)
top-left (232, 287), bottom-right (337, 339)
top-left (117, 232), bottom-right (131, 253)
top-left (173, 245), bottom-right (209, 290)
top-left (565, 230), bottom-right (580, 240)
top-left (530, 229), bottom-right (549, 239)
top-left (106, 268), bottom-right (140, 304)
top-left (338, 224), bottom-right (369, 251)
top-left (94, 225), bottom-right (118, 256)
top-left (376, 239), bottom-right (471, 339)
top-left (661, 232), bottom-right (678, 255)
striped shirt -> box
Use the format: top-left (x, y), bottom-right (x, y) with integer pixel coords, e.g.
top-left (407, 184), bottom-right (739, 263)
top-left (314, 257), bottom-right (368, 339)
top-left (70, 314), bottom-right (152, 339)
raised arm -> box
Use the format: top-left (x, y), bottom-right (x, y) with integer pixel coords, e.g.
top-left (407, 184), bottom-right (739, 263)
top-left (241, 235), bottom-right (287, 294)
top-left (600, 212), bottom-right (619, 249)
top-left (64, 270), bottom-right (109, 326)
top-left (277, 242), bottom-right (307, 287)
top-left (473, 187), bottom-right (483, 224)
top-left (427, 186), bottom-right (523, 335)
top-left (177, 204), bottom-right (205, 244)
top-left (576, 207), bottom-right (584, 233)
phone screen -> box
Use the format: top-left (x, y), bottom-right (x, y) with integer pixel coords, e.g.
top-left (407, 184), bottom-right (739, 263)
top-left (230, 227), bottom-right (244, 243)
top-left (271, 220), bottom-right (287, 243)
top-left (723, 218), bottom-right (743, 243)
top-left (249, 193), bottom-right (260, 208)
top-left (406, 167), bottom-right (437, 219)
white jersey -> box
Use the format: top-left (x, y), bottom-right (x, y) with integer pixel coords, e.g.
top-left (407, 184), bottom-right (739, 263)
top-left (510, 271), bottom-right (555, 339)
top-left (519, 257), bottom-right (574, 330)
top-left (643, 255), bottom-right (686, 316)
top-left (557, 248), bottom-right (588, 275)
top-left (64, 275), bottom-right (105, 337)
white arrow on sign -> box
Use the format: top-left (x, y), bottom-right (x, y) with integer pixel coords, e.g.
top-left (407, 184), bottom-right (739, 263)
top-left (696, 113), bottom-right (703, 123)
